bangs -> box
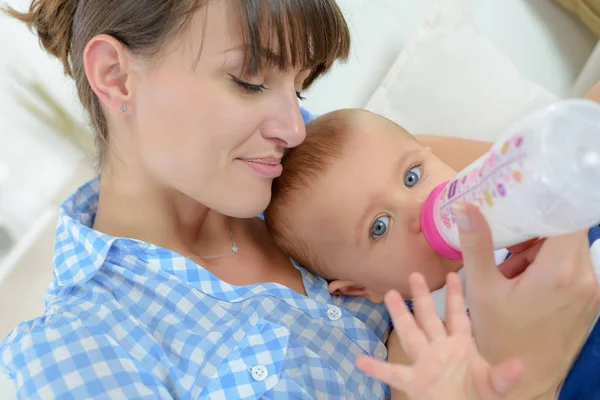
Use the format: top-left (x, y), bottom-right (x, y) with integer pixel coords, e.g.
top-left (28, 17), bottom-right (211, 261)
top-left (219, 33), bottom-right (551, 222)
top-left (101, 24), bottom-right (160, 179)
top-left (236, 0), bottom-right (350, 88)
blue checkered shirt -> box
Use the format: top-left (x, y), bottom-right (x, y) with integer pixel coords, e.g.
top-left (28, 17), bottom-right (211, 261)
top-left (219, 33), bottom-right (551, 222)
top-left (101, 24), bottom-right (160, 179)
top-left (0, 176), bottom-right (392, 399)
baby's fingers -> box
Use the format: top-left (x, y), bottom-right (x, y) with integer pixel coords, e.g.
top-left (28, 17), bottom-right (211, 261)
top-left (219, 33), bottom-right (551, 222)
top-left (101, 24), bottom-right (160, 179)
top-left (385, 290), bottom-right (428, 362)
top-left (355, 355), bottom-right (413, 392)
top-left (445, 273), bottom-right (471, 335)
top-left (411, 273), bottom-right (447, 341)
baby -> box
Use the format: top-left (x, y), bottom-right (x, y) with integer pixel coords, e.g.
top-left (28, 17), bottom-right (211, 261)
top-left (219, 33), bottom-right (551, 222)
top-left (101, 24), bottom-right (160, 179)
top-left (265, 109), bottom-right (482, 305)
top-left (264, 109), bottom-right (517, 399)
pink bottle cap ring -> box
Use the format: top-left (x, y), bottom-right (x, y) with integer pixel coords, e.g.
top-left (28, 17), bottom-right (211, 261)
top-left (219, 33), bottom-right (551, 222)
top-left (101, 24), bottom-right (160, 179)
top-left (421, 181), bottom-right (463, 261)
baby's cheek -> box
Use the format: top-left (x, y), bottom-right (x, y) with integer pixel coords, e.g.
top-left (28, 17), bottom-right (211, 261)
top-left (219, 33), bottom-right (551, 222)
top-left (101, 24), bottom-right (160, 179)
top-left (379, 248), bottom-right (440, 293)
top-left (365, 257), bottom-right (411, 296)
top-left (323, 247), bottom-right (360, 279)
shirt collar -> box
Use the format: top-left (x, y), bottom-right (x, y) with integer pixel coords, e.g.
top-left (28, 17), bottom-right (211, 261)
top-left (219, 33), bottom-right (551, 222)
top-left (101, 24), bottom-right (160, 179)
top-left (52, 177), bottom-right (335, 299)
top-left (53, 176), bottom-right (116, 287)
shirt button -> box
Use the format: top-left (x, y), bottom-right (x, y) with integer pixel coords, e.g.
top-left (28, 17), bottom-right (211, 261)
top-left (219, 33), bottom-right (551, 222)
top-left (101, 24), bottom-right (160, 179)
top-left (251, 365), bottom-right (268, 381)
top-left (374, 346), bottom-right (387, 361)
top-left (326, 306), bottom-right (342, 321)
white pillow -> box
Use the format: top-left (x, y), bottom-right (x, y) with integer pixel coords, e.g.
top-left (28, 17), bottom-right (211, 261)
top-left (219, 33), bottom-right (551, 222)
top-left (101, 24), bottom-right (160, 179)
top-left (365, 0), bottom-right (560, 142)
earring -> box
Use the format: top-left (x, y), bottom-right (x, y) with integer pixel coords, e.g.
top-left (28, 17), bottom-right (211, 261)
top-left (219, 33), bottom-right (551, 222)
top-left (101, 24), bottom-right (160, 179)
top-left (121, 103), bottom-right (128, 113)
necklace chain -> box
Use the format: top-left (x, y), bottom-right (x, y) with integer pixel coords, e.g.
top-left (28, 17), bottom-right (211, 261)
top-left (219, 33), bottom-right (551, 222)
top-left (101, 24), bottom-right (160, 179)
top-left (185, 220), bottom-right (239, 260)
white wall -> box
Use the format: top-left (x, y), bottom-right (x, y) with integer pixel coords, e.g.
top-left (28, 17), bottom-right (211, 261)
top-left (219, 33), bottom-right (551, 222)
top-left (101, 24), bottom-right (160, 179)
top-left (0, 0), bottom-right (85, 245)
top-left (302, 0), bottom-right (597, 114)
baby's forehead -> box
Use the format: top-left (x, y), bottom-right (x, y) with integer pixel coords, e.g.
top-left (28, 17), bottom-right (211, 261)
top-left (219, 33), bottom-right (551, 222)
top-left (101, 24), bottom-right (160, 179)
top-left (338, 120), bottom-right (416, 164)
top-left (310, 119), bottom-right (421, 206)
top-left (297, 110), bottom-right (418, 202)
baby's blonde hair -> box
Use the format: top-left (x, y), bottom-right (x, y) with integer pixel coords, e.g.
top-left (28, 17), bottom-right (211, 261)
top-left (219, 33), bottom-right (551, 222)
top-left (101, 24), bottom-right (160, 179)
top-left (265, 110), bottom-right (353, 275)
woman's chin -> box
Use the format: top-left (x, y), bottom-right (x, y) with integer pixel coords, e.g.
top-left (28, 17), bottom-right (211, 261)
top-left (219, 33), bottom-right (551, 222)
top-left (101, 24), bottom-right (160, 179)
top-left (223, 191), bottom-right (271, 219)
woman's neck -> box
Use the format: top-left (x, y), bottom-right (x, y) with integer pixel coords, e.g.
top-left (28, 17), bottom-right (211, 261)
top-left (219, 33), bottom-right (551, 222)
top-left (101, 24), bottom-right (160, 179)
top-left (93, 168), bottom-right (229, 256)
top-left (92, 169), bottom-right (307, 294)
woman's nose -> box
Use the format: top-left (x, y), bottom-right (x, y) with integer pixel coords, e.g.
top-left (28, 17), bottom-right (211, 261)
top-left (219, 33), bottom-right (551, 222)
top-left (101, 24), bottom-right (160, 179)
top-left (261, 93), bottom-right (307, 148)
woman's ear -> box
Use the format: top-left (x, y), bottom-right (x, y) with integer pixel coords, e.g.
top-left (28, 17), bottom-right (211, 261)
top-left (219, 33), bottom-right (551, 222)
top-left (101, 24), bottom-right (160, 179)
top-left (328, 280), bottom-right (384, 303)
top-left (84, 34), bottom-right (134, 113)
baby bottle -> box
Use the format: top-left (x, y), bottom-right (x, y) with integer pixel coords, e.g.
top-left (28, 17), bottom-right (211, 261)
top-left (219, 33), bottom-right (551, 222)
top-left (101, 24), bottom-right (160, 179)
top-left (421, 98), bottom-right (600, 260)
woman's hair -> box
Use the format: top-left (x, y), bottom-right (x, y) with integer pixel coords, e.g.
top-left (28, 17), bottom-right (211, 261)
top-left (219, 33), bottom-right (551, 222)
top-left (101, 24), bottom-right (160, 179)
top-left (5, 0), bottom-right (350, 165)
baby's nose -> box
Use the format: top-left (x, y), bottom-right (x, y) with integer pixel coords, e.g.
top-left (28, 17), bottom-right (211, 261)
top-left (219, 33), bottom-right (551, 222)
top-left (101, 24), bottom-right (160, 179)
top-left (408, 199), bottom-right (425, 233)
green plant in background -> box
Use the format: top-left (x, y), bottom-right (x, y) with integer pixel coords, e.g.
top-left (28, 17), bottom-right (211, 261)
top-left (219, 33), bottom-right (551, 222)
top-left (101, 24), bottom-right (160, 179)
top-left (11, 69), bottom-right (96, 157)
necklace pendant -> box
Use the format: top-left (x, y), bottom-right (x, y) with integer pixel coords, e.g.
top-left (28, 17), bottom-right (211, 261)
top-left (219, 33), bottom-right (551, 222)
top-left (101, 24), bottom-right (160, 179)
top-left (232, 245), bottom-right (239, 254)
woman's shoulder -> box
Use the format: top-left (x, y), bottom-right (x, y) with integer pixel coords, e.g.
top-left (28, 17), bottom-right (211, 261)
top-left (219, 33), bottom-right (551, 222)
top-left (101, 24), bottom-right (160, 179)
top-left (416, 135), bottom-right (493, 171)
top-left (1, 272), bottom-right (391, 399)
top-left (0, 310), bottom-right (173, 398)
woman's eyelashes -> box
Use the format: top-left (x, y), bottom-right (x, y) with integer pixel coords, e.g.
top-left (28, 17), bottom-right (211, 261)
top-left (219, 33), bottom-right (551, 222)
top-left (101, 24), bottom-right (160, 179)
top-left (230, 74), bottom-right (266, 94)
top-left (229, 75), bottom-right (306, 100)
top-left (370, 215), bottom-right (390, 240)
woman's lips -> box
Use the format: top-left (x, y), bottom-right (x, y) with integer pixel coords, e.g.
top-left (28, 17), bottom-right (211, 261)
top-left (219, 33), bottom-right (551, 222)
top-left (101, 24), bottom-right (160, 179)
top-left (239, 158), bottom-right (283, 178)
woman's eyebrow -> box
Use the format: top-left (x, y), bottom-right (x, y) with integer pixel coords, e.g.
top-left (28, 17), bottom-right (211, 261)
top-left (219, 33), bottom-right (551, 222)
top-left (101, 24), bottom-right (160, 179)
top-left (223, 45), bottom-right (280, 63)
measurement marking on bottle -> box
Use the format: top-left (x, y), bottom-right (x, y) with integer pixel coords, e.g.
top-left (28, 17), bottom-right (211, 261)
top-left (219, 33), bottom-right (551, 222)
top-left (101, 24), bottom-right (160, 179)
top-left (440, 152), bottom-right (528, 211)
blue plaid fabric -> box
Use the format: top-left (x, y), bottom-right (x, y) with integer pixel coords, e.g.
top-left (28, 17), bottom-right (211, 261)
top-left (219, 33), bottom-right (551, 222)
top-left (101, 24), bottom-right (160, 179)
top-left (0, 107), bottom-right (392, 399)
top-left (0, 177), bottom-right (391, 399)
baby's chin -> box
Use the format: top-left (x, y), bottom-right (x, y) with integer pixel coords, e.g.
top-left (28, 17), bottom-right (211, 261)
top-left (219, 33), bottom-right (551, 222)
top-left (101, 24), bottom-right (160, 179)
top-left (419, 235), bottom-right (463, 276)
top-left (443, 257), bottom-right (464, 273)
top-left (421, 255), bottom-right (463, 292)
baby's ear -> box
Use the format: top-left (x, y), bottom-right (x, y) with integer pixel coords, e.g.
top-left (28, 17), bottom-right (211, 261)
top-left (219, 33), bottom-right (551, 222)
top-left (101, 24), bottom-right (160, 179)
top-left (328, 280), bottom-right (384, 303)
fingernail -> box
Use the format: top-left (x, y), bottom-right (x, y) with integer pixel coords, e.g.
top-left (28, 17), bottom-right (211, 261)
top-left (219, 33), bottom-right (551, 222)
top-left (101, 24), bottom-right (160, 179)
top-left (452, 204), bottom-right (472, 229)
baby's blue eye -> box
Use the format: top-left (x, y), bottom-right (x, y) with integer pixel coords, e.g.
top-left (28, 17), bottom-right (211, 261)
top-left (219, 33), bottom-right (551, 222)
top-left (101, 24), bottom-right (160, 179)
top-left (371, 216), bottom-right (390, 239)
top-left (404, 166), bottom-right (422, 188)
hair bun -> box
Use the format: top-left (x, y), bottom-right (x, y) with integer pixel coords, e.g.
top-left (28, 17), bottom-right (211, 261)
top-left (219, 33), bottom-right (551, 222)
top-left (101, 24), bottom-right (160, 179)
top-left (6, 0), bottom-right (77, 76)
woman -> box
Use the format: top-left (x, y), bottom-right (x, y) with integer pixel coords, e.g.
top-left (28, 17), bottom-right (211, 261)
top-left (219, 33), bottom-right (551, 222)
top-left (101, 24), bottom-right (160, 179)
top-left (2, 0), bottom-right (393, 398)
top-left (0, 0), bottom-right (598, 399)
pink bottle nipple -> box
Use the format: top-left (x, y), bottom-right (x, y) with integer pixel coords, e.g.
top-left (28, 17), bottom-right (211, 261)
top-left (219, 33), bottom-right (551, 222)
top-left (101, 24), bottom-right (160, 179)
top-left (421, 181), bottom-right (463, 261)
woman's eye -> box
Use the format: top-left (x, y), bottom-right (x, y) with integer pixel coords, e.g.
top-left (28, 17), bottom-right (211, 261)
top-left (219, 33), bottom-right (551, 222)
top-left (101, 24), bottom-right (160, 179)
top-left (371, 216), bottom-right (390, 239)
top-left (230, 75), bottom-right (266, 94)
top-left (404, 165), bottom-right (422, 188)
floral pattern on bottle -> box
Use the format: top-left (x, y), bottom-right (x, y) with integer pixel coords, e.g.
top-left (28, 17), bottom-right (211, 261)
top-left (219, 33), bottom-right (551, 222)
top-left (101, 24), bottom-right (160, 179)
top-left (436, 134), bottom-right (526, 229)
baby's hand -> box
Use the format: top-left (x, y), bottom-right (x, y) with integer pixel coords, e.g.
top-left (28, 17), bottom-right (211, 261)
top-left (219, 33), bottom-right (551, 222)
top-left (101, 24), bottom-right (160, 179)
top-left (355, 273), bottom-right (523, 400)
